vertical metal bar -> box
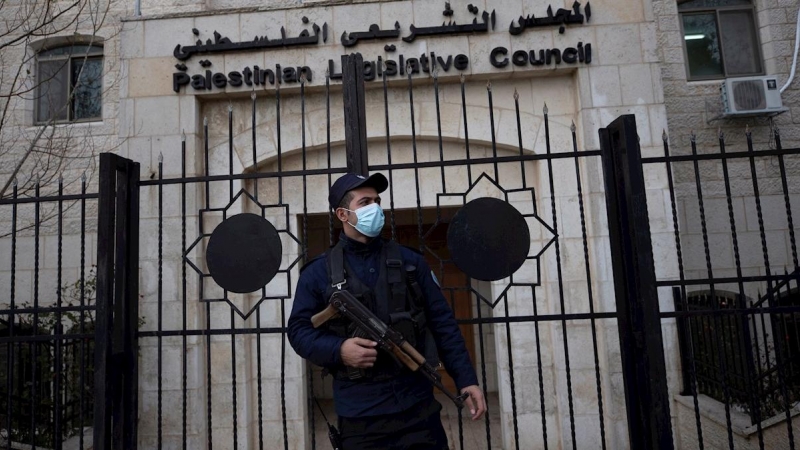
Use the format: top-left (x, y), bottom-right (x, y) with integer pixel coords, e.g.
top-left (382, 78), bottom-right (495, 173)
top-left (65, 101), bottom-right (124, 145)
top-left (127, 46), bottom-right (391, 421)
top-left (95, 154), bottom-right (116, 450)
top-left (486, 82), bottom-right (499, 182)
top-left (251, 90), bottom-right (265, 450)
top-left (531, 287), bottom-right (549, 450)
top-left (543, 105), bottom-right (577, 450)
top-left (749, 299), bottom-right (765, 424)
top-left (514, 92), bottom-right (547, 449)
top-left (661, 131), bottom-right (703, 448)
top-left (719, 128), bottom-right (763, 444)
top-left (181, 134), bottom-right (188, 450)
top-left (570, 122), bottom-right (607, 449)
top-left (281, 300), bottom-right (288, 450)
top-left (459, 74), bottom-right (472, 184)
top-left (276, 82), bottom-right (283, 202)
top-left (789, 275), bottom-right (800, 386)
top-left (31, 179), bottom-right (40, 450)
top-left (746, 132), bottom-right (796, 448)
top-left (306, 363), bottom-right (315, 450)
top-left (599, 114), bottom-right (673, 450)
top-left (326, 71), bottom-right (334, 244)
top-left (275, 80), bottom-right (289, 450)
top-left (252, 90), bottom-right (258, 185)
top-left (673, 289), bottom-right (693, 394)
top-left (432, 67), bottom-right (446, 194)
top-left (513, 91), bottom-right (527, 187)
top-left (698, 295), bottom-right (715, 397)
top-left (6, 181), bottom-right (17, 450)
top-left (204, 116), bottom-right (210, 211)
top-left (405, 64), bottom-right (424, 252)
top-left (54, 177), bottom-right (64, 450)
top-left (301, 74), bottom-right (308, 260)
top-left (457, 402), bottom-right (464, 450)
top-left (275, 79), bottom-right (288, 450)
top-left (114, 173), bottom-right (129, 449)
top-left (227, 104), bottom-right (239, 450)
top-left (158, 154), bottom-right (164, 450)
top-left (380, 60), bottom-right (397, 241)
top-left (757, 295), bottom-right (771, 393)
top-left (341, 53), bottom-right (368, 176)
top-left (124, 158), bottom-right (141, 449)
top-left (255, 271), bottom-right (265, 450)
top-left (788, 272), bottom-right (800, 388)
top-left (229, 288), bottom-right (238, 450)
top-left (473, 289), bottom-right (492, 449)
top-left (502, 293), bottom-right (520, 450)
top-left (691, 132), bottom-right (735, 450)
top-left (774, 129), bottom-right (798, 270)
top-left (229, 103), bottom-right (234, 194)
top-left (79, 174), bottom-right (87, 450)
top-left (203, 117), bottom-right (213, 450)
top-left (300, 73), bottom-right (313, 449)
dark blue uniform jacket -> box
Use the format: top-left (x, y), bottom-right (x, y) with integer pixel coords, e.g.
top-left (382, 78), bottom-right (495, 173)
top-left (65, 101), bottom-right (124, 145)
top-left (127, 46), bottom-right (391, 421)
top-left (288, 234), bottom-right (479, 418)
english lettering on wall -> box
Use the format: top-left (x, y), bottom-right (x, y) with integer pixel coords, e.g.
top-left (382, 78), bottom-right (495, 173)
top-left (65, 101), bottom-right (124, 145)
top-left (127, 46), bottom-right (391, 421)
top-left (170, 2), bottom-right (596, 94)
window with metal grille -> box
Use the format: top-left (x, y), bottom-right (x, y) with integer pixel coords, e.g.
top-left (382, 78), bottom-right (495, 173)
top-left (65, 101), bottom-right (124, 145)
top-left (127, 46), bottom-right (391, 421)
top-left (678, 288), bottom-right (800, 423)
top-left (774, 291), bottom-right (800, 401)
top-left (0, 322), bottom-right (53, 446)
top-left (678, 0), bottom-right (763, 81)
top-left (683, 291), bottom-right (752, 408)
top-left (35, 44), bottom-right (103, 123)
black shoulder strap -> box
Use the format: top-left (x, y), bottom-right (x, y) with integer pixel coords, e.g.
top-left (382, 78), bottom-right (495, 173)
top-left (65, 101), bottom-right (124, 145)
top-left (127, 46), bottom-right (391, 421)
top-left (327, 240), bottom-right (346, 290)
top-left (384, 241), bottom-right (407, 314)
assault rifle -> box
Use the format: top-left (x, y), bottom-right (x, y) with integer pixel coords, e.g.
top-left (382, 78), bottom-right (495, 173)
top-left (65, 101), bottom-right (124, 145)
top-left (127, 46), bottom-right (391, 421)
top-left (311, 290), bottom-right (469, 409)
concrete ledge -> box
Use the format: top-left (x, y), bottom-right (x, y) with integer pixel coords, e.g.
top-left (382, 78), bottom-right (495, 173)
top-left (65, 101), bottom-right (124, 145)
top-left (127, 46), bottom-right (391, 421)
top-left (674, 392), bottom-right (800, 437)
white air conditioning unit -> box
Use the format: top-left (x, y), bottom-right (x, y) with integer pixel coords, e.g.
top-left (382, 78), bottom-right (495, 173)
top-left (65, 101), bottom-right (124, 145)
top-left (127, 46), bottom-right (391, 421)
top-left (720, 76), bottom-right (785, 116)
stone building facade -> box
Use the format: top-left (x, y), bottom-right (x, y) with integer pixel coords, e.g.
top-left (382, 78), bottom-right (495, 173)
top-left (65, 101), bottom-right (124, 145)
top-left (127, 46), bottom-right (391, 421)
top-left (0, 0), bottom-right (798, 449)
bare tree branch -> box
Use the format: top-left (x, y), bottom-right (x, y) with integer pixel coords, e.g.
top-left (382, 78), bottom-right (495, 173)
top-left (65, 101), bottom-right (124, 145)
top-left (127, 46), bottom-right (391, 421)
top-left (0, 0), bottom-right (123, 203)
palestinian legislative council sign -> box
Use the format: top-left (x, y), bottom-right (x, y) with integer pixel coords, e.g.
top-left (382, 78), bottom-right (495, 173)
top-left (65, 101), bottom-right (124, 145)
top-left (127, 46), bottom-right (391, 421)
top-left (172, 2), bottom-right (595, 93)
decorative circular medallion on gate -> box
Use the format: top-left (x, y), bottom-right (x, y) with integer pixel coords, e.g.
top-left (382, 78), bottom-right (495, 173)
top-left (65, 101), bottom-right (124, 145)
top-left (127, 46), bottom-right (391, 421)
top-left (447, 197), bottom-right (530, 282)
top-left (206, 213), bottom-right (282, 294)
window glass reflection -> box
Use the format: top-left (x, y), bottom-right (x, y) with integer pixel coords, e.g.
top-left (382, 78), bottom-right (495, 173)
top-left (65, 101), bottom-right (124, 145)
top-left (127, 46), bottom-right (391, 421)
top-left (683, 13), bottom-right (724, 78)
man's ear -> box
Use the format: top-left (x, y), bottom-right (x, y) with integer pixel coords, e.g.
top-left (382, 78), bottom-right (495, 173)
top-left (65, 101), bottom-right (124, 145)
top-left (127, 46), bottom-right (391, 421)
top-left (335, 207), bottom-right (349, 223)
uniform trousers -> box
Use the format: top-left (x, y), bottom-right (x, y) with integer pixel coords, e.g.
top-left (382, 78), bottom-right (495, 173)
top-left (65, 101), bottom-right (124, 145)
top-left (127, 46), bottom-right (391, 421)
top-left (339, 396), bottom-right (449, 450)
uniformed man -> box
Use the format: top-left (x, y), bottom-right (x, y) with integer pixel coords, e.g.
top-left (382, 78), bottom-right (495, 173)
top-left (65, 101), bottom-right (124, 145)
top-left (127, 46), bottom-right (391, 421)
top-left (288, 172), bottom-right (486, 450)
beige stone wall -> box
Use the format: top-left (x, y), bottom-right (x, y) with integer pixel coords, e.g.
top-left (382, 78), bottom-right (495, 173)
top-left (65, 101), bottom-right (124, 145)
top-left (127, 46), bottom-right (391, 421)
top-left (653, 0), bottom-right (800, 150)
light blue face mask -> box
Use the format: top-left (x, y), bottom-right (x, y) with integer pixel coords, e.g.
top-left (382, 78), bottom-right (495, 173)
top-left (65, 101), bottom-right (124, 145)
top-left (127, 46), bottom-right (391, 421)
top-left (343, 203), bottom-right (385, 237)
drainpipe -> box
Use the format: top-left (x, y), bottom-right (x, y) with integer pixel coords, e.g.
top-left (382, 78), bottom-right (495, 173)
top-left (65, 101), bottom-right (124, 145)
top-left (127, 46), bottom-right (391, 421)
top-left (780, 7), bottom-right (800, 93)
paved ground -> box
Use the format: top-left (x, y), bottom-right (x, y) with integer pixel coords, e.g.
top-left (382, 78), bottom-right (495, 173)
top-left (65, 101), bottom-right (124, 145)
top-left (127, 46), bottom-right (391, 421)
top-left (312, 392), bottom-right (503, 450)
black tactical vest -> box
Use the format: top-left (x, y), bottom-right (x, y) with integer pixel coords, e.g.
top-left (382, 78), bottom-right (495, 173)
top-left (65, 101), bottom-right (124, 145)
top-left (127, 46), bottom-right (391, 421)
top-left (323, 239), bottom-right (439, 381)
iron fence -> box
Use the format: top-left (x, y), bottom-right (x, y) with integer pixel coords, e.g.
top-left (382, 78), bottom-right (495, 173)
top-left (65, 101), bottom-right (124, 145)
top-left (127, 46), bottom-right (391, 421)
top-left (127, 62), bottom-right (623, 450)
top-left (0, 180), bottom-right (97, 450)
top-left (0, 52), bottom-right (798, 450)
top-left (649, 128), bottom-right (800, 450)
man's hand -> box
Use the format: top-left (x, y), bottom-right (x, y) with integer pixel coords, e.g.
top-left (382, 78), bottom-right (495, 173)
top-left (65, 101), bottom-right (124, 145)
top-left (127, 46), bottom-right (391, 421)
top-left (340, 337), bottom-right (378, 368)
top-left (461, 385), bottom-right (486, 420)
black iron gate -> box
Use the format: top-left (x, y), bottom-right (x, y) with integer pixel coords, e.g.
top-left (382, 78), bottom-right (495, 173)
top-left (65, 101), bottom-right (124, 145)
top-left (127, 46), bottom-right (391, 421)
top-left (2, 54), bottom-right (799, 450)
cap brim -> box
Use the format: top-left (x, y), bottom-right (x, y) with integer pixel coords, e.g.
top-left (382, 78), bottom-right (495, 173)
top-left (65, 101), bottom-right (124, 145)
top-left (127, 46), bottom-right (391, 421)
top-left (354, 173), bottom-right (388, 194)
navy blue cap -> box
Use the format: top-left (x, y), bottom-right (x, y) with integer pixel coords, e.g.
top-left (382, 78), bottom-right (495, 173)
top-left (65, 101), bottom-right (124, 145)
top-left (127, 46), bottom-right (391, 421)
top-left (328, 173), bottom-right (388, 210)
